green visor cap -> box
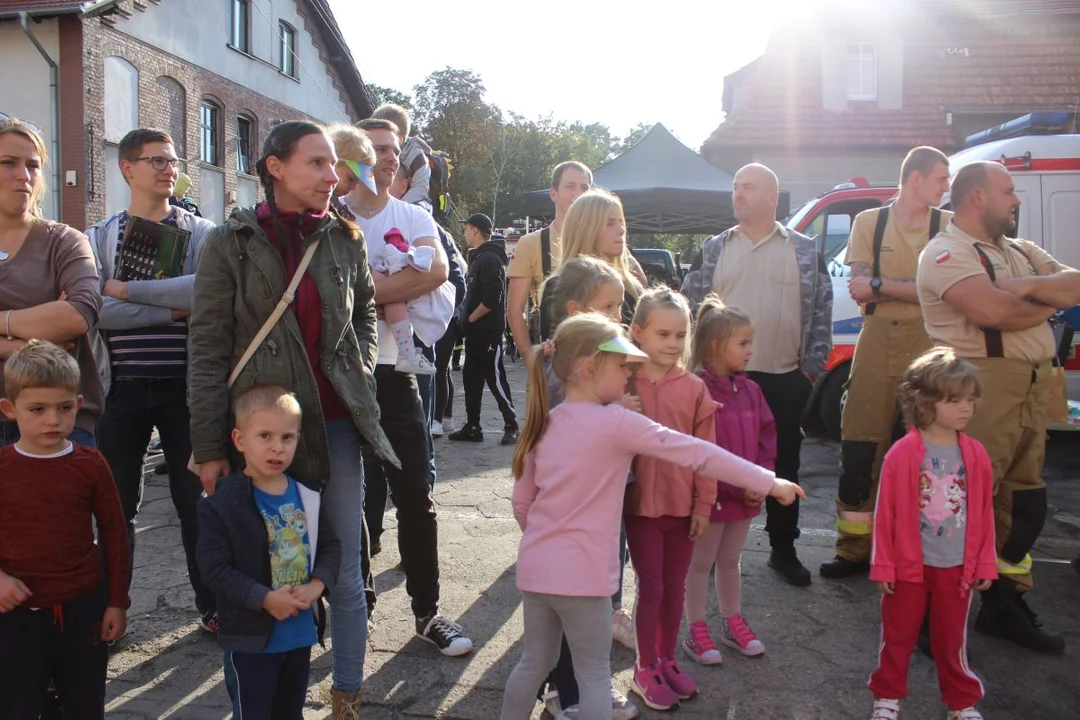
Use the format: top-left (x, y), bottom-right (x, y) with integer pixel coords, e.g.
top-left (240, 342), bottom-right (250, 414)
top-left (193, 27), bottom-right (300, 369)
top-left (597, 336), bottom-right (650, 361)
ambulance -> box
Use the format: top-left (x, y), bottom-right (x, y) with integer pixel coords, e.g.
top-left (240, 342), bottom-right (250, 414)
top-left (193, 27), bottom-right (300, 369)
top-left (790, 114), bottom-right (1080, 438)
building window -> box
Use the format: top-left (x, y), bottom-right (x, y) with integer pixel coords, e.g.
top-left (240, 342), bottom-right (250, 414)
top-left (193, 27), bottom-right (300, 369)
top-left (200, 102), bottom-right (220, 166)
top-left (279, 21), bottom-right (297, 78)
top-left (847, 42), bottom-right (877, 101)
top-left (231, 0), bottom-right (249, 52)
top-left (236, 114), bottom-right (255, 174)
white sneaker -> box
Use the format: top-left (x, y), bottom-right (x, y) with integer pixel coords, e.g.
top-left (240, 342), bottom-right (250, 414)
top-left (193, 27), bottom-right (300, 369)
top-left (612, 607), bottom-right (636, 650)
top-left (396, 351), bottom-right (437, 375)
top-left (947, 709), bottom-right (983, 720)
top-left (442, 416), bottom-right (455, 433)
top-left (872, 698), bottom-right (901, 720)
top-left (541, 689), bottom-right (563, 717)
top-left (431, 420), bottom-right (444, 437)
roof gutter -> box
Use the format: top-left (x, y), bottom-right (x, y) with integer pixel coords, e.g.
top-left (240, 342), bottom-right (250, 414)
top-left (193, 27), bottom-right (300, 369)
top-left (18, 10), bottom-right (61, 221)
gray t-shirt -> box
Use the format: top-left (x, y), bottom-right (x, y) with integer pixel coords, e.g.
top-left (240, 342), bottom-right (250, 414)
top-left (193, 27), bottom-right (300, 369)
top-left (919, 440), bottom-right (968, 568)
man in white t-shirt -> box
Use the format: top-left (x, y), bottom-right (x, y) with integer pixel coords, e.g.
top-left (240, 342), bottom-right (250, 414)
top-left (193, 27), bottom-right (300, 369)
top-left (343, 118), bottom-right (472, 657)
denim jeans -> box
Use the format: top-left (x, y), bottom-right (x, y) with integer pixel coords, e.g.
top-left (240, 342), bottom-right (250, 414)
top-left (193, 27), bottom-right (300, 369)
top-left (95, 377), bottom-right (214, 614)
top-left (323, 419), bottom-right (368, 692)
top-left (361, 366), bottom-right (440, 619)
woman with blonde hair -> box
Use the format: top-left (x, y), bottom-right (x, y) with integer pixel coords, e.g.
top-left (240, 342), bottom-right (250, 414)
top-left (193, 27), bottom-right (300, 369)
top-left (539, 190), bottom-right (645, 338)
top-left (0, 117), bottom-right (102, 447)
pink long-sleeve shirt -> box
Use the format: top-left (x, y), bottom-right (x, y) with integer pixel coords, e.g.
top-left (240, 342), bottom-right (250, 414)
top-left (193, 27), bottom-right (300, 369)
top-left (871, 429), bottom-right (998, 591)
top-left (512, 402), bottom-right (776, 597)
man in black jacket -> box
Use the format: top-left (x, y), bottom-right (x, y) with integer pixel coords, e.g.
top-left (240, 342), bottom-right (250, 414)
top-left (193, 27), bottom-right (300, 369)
top-left (449, 214), bottom-right (518, 445)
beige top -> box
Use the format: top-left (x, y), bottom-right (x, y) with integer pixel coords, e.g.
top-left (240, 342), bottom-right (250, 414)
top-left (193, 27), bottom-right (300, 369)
top-left (846, 206), bottom-right (954, 319)
top-left (507, 225), bottom-right (561, 305)
top-left (916, 221), bottom-right (1057, 363)
top-left (710, 222), bottom-right (802, 373)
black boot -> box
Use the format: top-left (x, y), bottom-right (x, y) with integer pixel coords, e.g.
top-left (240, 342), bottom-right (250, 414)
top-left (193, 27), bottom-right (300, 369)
top-left (447, 424), bottom-right (484, 442)
top-left (975, 579), bottom-right (1065, 655)
top-left (768, 546), bottom-right (811, 586)
top-left (500, 422), bottom-right (519, 446)
top-left (819, 555), bottom-right (870, 579)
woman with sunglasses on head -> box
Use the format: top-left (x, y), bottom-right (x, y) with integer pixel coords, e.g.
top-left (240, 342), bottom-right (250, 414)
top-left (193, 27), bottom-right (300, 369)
top-left (188, 120), bottom-right (398, 719)
top-left (0, 117), bottom-right (102, 448)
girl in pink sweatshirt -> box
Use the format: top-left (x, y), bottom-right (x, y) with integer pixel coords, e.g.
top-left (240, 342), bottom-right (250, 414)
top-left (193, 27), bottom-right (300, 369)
top-left (624, 288), bottom-right (717, 711)
top-left (683, 296), bottom-right (776, 666)
top-left (869, 347), bottom-right (995, 720)
top-left (500, 313), bottom-right (803, 720)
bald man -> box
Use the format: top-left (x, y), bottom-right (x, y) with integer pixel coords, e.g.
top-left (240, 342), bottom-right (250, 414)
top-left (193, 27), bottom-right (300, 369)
top-left (682, 163), bottom-right (833, 586)
top-left (917, 160), bottom-right (1080, 654)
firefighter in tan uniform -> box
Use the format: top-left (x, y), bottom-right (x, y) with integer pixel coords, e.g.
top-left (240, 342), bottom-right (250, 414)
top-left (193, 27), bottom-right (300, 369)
top-left (917, 161), bottom-right (1080, 654)
top-left (821, 148), bottom-right (952, 578)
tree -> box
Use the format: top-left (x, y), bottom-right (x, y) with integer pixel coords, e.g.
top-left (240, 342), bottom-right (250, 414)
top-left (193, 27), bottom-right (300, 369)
top-left (366, 83), bottom-right (412, 109)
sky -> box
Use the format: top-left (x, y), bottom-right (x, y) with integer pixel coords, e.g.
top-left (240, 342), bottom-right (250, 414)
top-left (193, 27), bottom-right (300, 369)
top-left (328, 0), bottom-right (821, 150)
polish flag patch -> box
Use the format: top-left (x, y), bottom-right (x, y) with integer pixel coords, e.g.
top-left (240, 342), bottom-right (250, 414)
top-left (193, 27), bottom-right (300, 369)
top-left (935, 250), bottom-right (951, 264)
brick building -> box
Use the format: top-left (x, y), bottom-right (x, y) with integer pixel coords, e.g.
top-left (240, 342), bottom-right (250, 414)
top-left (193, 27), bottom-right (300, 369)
top-left (702, 0), bottom-right (1080, 203)
top-left (0, 0), bottom-right (372, 229)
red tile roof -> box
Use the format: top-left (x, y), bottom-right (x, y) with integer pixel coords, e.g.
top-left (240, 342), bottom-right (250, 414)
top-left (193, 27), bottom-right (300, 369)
top-left (704, 10), bottom-right (1080, 153)
top-left (0, 0), bottom-right (84, 12)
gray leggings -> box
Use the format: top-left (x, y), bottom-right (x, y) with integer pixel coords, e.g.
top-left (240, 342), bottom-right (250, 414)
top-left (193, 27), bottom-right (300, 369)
top-left (500, 592), bottom-right (613, 720)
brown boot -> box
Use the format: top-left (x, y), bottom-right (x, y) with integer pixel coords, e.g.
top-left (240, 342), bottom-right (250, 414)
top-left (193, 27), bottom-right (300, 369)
top-left (332, 688), bottom-right (362, 720)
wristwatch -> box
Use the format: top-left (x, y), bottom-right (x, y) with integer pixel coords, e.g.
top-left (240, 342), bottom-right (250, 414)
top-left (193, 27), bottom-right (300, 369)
top-left (870, 277), bottom-right (884, 298)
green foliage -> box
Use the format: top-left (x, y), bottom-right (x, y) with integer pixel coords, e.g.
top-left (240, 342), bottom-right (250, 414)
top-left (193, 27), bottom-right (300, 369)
top-left (628, 233), bottom-right (708, 262)
top-left (366, 83), bottom-right (412, 110)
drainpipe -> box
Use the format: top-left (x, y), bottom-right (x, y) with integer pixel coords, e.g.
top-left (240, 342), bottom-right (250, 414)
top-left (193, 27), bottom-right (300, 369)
top-left (19, 11), bottom-right (62, 221)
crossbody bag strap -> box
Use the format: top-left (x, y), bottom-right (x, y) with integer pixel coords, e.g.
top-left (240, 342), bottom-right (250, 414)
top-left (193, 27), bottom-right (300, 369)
top-left (972, 243), bottom-right (1004, 359)
top-left (540, 226), bottom-right (552, 277)
top-left (865, 206), bottom-right (890, 316)
top-left (226, 239), bottom-right (320, 388)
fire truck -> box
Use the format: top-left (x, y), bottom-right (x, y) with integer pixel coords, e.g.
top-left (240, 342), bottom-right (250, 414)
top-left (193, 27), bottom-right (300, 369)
top-left (790, 113), bottom-right (1080, 438)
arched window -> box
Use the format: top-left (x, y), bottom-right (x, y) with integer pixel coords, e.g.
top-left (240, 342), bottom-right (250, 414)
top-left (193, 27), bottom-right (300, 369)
top-left (200, 97), bottom-right (223, 167)
top-left (155, 76), bottom-right (186, 156)
top-left (103, 56), bottom-right (138, 143)
top-left (236, 111), bottom-right (257, 174)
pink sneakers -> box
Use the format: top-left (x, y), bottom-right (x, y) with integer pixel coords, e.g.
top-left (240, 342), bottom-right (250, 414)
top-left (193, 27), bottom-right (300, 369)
top-left (682, 621), bottom-right (723, 665)
top-left (659, 656), bottom-right (698, 700)
top-left (719, 614), bottom-right (765, 656)
top-left (631, 662), bottom-right (680, 711)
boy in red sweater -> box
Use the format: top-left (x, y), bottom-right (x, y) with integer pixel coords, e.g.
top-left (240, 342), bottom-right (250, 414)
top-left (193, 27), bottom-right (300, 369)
top-left (0, 340), bottom-right (130, 720)
top-left (869, 347), bottom-right (996, 720)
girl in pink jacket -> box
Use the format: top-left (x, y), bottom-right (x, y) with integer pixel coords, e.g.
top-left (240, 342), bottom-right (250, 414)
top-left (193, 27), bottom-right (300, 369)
top-left (624, 288), bottom-right (717, 711)
top-left (682, 297), bottom-right (776, 666)
top-left (869, 348), bottom-right (996, 720)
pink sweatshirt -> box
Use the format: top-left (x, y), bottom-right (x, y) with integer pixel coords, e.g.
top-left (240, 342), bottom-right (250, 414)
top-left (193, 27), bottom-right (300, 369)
top-left (871, 429), bottom-right (998, 591)
top-left (512, 402), bottom-right (776, 597)
top-left (625, 367), bottom-right (719, 519)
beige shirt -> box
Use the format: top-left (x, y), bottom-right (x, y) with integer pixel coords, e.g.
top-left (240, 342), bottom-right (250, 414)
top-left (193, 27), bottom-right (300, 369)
top-left (846, 206), bottom-right (954, 319)
top-left (710, 222), bottom-right (802, 373)
top-left (916, 221), bottom-right (1057, 363)
top-left (507, 225), bottom-right (561, 305)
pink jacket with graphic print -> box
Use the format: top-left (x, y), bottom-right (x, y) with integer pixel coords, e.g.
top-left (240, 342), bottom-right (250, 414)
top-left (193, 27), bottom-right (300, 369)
top-left (871, 429), bottom-right (998, 590)
top-left (698, 368), bottom-right (776, 522)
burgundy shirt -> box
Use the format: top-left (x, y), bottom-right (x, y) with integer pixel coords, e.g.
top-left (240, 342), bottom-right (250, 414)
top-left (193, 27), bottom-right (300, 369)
top-left (0, 445), bottom-right (130, 609)
top-left (256, 204), bottom-right (349, 422)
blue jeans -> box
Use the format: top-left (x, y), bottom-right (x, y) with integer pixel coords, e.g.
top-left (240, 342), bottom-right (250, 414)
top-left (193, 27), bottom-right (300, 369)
top-left (0, 423), bottom-right (94, 448)
top-left (322, 419), bottom-right (367, 692)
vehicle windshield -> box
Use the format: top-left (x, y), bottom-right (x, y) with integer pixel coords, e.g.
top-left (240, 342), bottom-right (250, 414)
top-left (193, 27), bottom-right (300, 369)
top-left (785, 200), bottom-right (816, 230)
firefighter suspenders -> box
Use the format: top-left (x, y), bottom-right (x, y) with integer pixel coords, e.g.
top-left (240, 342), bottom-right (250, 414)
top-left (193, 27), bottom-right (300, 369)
top-left (864, 206), bottom-right (942, 316)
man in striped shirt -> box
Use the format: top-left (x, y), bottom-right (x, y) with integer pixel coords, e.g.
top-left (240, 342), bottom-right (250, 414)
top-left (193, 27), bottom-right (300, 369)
top-left (87, 128), bottom-right (218, 633)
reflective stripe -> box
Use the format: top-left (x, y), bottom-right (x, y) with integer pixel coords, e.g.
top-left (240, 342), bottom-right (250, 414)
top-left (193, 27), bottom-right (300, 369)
top-left (837, 517), bottom-right (873, 536)
top-left (996, 554), bottom-right (1033, 575)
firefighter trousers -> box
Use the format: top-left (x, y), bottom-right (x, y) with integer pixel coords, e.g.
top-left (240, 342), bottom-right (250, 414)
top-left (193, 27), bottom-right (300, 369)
top-left (835, 315), bottom-right (932, 562)
top-left (963, 358), bottom-right (1051, 591)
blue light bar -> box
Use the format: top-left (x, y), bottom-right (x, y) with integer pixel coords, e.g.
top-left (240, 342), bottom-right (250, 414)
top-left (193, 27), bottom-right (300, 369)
top-left (964, 112), bottom-right (1072, 148)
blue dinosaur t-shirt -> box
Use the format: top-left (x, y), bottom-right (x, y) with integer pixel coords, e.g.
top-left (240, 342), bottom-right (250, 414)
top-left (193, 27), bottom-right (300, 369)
top-left (253, 477), bottom-right (317, 652)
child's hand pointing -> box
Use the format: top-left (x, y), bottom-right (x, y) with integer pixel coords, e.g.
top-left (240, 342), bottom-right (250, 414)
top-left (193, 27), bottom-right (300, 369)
top-left (768, 478), bottom-right (806, 506)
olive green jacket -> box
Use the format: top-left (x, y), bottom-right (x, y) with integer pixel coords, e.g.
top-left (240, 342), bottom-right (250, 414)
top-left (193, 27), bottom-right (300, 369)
top-left (189, 207), bottom-right (398, 489)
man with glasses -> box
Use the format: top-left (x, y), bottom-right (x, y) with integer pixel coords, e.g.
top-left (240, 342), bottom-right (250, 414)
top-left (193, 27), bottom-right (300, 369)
top-left (86, 128), bottom-right (218, 635)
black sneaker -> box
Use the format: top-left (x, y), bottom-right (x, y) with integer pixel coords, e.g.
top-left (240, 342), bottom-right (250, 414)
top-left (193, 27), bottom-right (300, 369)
top-left (975, 583), bottom-right (1065, 655)
top-left (416, 614), bottom-right (473, 657)
top-left (768, 548), bottom-right (812, 586)
top-left (819, 555), bottom-right (870, 579)
top-left (500, 423), bottom-right (519, 446)
top-left (448, 424), bottom-right (484, 442)
top-left (200, 610), bottom-right (220, 634)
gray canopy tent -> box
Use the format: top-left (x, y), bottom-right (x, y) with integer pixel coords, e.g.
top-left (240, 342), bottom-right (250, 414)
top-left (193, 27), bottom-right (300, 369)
top-left (523, 123), bottom-right (789, 234)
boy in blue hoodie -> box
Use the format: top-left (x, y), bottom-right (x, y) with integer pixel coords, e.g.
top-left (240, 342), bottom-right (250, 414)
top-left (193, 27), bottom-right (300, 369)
top-left (196, 386), bottom-right (340, 718)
